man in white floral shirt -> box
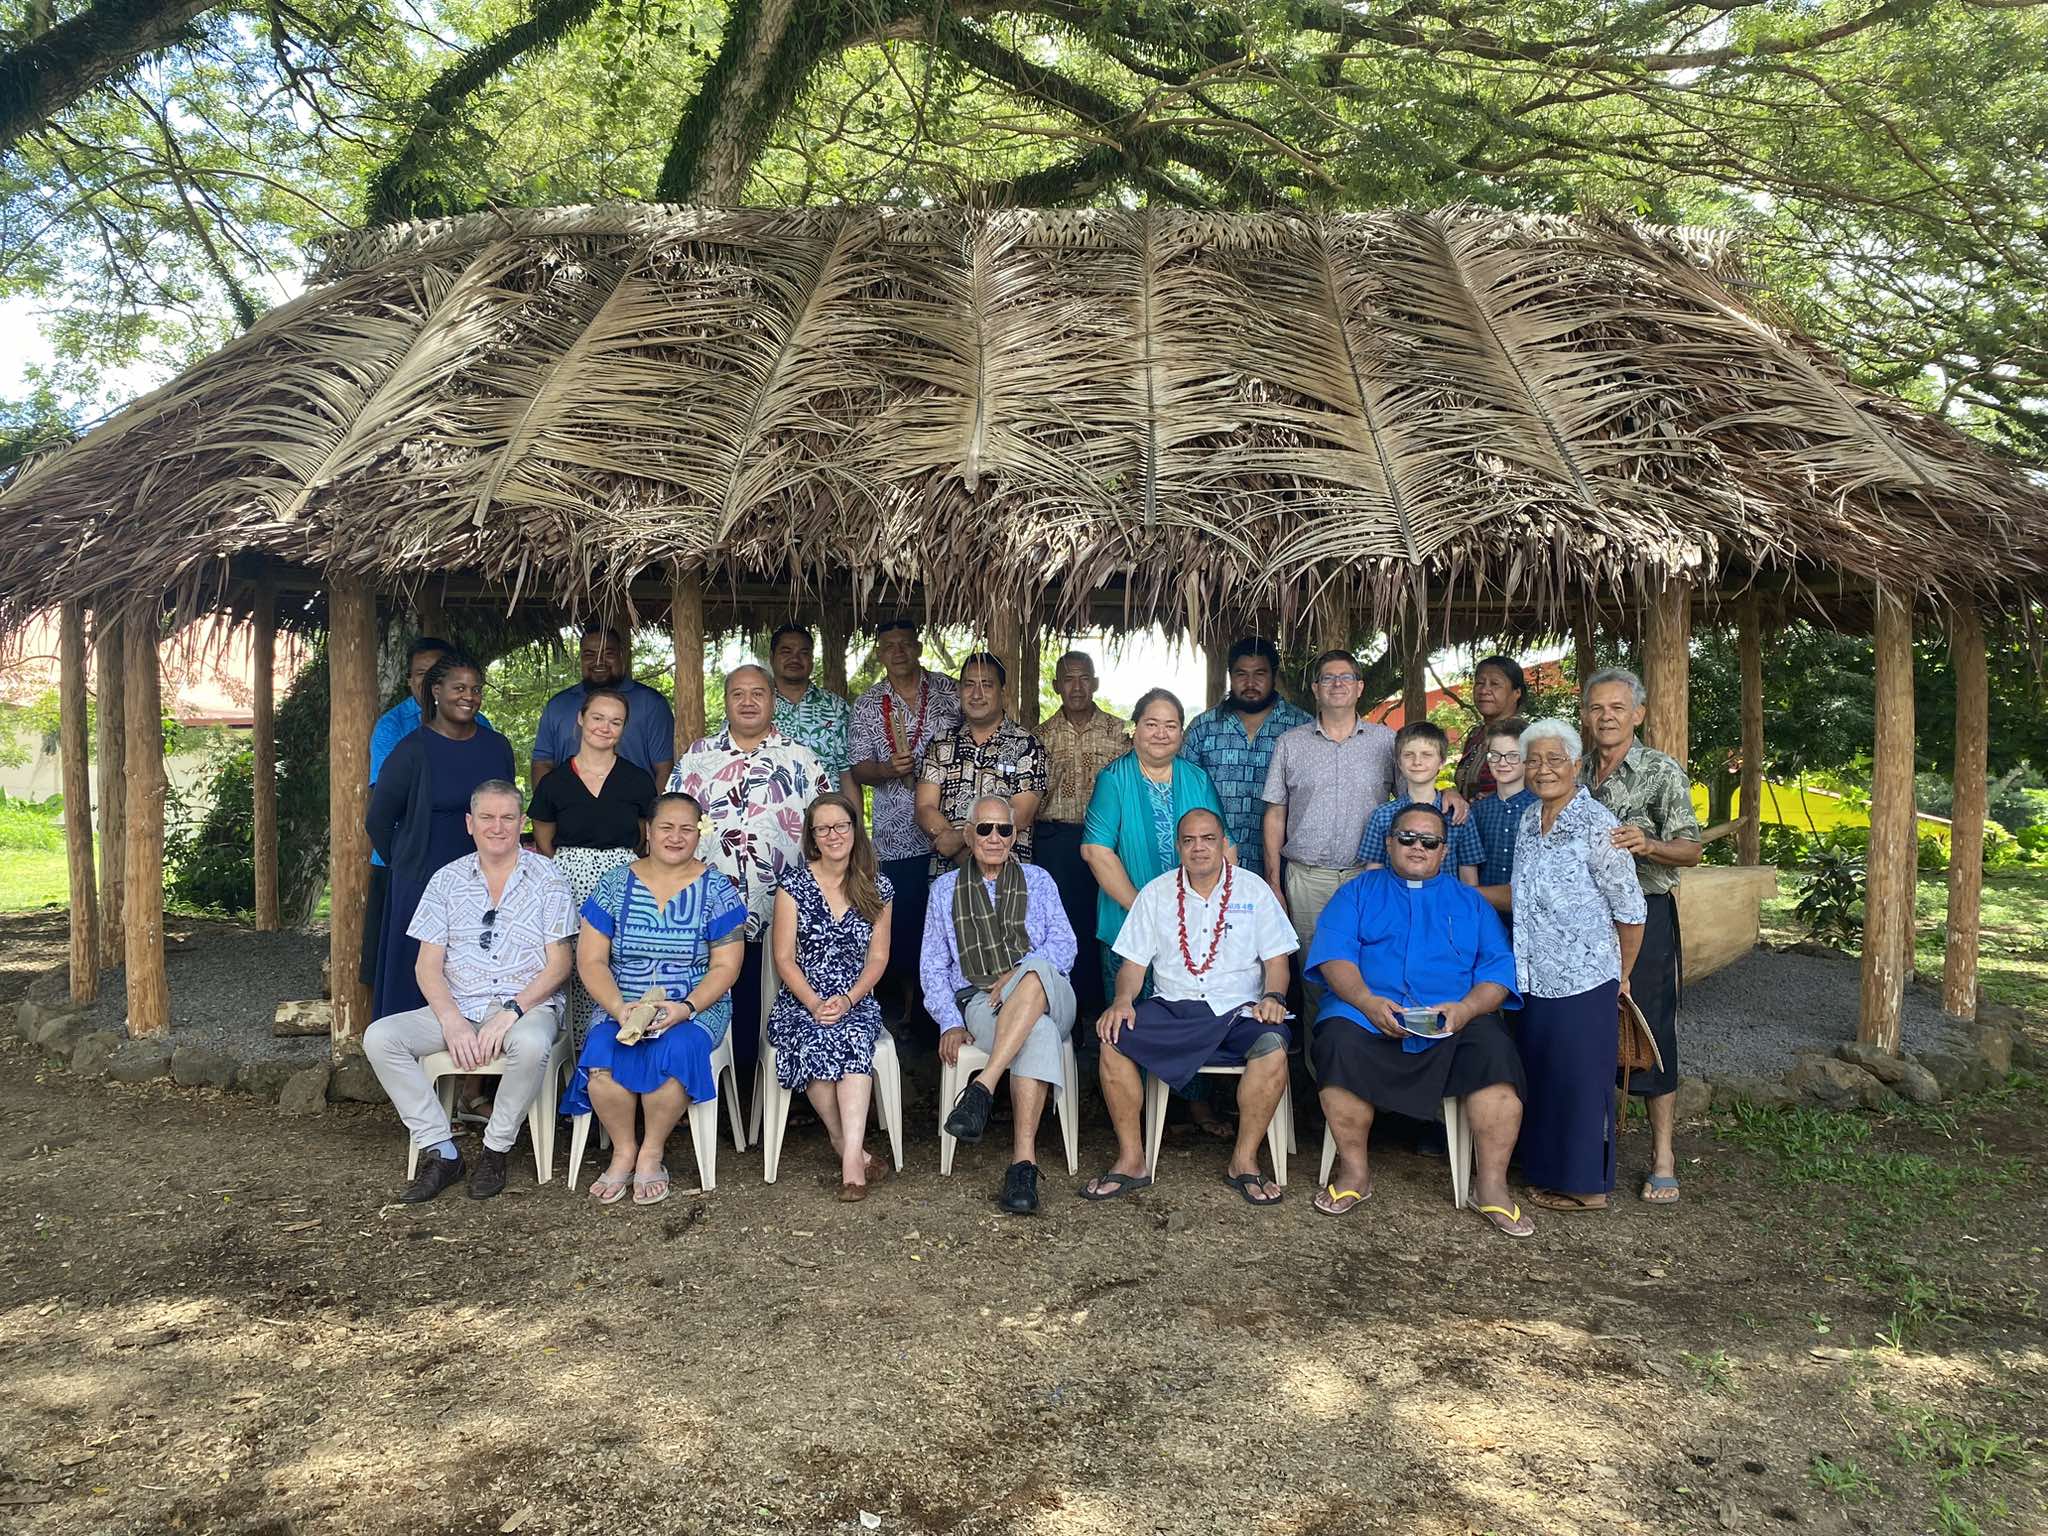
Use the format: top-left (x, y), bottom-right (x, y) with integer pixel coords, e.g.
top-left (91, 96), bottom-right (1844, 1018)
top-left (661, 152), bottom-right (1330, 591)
top-left (669, 662), bottom-right (831, 1096)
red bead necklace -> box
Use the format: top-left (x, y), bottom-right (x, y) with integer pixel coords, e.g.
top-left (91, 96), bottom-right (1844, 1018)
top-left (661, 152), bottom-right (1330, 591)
top-left (1176, 863), bottom-right (1232, 975)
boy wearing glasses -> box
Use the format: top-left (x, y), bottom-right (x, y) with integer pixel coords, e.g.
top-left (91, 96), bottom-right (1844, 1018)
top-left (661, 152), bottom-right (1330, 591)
top-left (1469, 716), bottom-right (1535, 915)
top-left (1355, 721), bottom-right (1485, 884)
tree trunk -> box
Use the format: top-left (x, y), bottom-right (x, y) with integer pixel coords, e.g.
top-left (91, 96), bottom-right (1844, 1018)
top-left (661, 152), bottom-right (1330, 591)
top-left (1572, 611), bottom-right (1596, 690)
top-left (94, 605), bottom-right (126, 968)
top-left (0, 0), bottom-right (221, 153)
top-left (672, 568), bottom-right (706, 748)
top-left (1705, 767), bottom-right (1737, 830)
top-left (820, 605), bottom-right (849, 699)
top-left (1016, 614), bottom-right (1042, 729)
top-left (1401, 622), bottom-right (1426, 726)
top-left (1737, 590), bottom-right (1764, 866)
top-left (1942, 603), bottom-right (1986, 1020)
top-left (1858, 591), bottom-right (1914, 1053)
top-left (252, 568), bottom-right (280, 930)
top-left (59, 602), bottom-right (98, 1005)
top-left (656, 0), bottom-right (806, 202)
top-left (327, 580), bottom-right (377, 1056)
top-left (122, 601), bottom-right (170, 1038)
top-left (1642, 574), bottom-right (1690, 768)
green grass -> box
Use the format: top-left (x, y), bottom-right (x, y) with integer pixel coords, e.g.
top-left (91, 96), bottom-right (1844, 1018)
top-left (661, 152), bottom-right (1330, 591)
top-left (1808, 1455), bottom-right (1878, 1501)
top-left (0, 848), bottom-right (69, 911)
top-left (1694, 779), bottom-right (1953, 839)
top-left (1761, 863), bottom-right (2048, 1011)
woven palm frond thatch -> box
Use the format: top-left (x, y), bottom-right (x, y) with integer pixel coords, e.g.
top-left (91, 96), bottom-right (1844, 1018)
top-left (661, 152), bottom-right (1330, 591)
top-left (2, 202), bottom-right (2042, 636)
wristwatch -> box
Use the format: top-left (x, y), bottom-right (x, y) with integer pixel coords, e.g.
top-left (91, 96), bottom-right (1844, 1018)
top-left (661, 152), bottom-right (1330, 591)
top-left (500, 998), bottom-right (523, 1017)
top-left (1261, 991), bottom-right (1287, 1005)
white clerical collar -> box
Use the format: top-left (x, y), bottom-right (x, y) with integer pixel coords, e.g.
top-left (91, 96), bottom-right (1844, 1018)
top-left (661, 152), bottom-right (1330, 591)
top-left (1404, 879), bottom-right (1426, 890)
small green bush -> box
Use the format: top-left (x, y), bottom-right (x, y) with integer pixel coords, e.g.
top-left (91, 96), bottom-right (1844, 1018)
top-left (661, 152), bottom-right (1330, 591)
top-left (0, 792), bottom-right (65, 852)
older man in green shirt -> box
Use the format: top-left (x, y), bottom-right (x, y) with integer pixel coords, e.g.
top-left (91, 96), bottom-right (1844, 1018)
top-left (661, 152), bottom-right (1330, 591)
top-left (1582, 666), bottom-right (1702, 1207)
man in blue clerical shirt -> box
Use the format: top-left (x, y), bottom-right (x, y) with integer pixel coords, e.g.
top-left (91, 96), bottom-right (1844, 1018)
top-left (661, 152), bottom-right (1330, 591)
top-left (1304, 803), bottom-right (1533, 1237)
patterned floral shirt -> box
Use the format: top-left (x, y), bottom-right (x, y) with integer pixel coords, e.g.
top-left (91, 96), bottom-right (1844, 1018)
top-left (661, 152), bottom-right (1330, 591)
top-left (773, 683), bottom-right (852, 780)
top-left (848, 671), bottom-right (962, 863)
top-left (667, 729), bottom-right (831, 940)
top-left (1180, 699), bottom-right (1311, 876)
top-left (1582, 739), bottom-right (1702, 897)
top-left (1037, 706), bottom-right (1131, 824)
top-left (919, 718), bottom-right (1049, 875)
top-left (1510, 788), bottom-right (1649, 998)
top-left (407, 851), bottom-right (576, 1020)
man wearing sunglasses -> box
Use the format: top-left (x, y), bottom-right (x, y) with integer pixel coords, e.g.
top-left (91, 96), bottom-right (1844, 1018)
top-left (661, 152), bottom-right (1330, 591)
top-left (921, 795), bottom-right (1079, 1215)
top-left (365, 780), bottom-right (577, 1203)
top-left (1304, 804), bottom-right (1531, 1236)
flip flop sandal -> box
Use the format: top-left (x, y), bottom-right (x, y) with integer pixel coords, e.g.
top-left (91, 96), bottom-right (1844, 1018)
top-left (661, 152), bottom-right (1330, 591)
top-left (632, 1165), bottom-right (671, 1206)
top-left (1640, 1174), bottom-right (1681, 1205)
top-left (1477, 1202), bottom-right (1535, 1238)
top-left (1314, 1183), bottom-right (1372, 1217)
top-left (1224, 1172), bottom-right (1284, 1207)
top-left (589, 1170), bottom-right (632, 1205)
top-left (1077, 1170), bottom-right (1153, 1202)
top-left (1527, 1188), bottom-right (1608, 1213)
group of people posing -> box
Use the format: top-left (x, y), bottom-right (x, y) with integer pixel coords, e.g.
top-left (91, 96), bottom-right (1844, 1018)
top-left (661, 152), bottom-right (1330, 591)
top-left (358, 622), bottom-right (1699, 1233)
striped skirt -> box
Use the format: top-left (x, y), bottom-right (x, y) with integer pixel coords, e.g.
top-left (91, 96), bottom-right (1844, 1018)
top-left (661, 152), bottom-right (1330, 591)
top-left (551, 844), bottom-right (635, 1047)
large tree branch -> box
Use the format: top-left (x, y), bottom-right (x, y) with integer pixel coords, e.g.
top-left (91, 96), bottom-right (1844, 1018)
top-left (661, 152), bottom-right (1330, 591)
top-left (363, 0), bottom-right (606, 225)
top-left (0, 0), bottom-right (220, 152)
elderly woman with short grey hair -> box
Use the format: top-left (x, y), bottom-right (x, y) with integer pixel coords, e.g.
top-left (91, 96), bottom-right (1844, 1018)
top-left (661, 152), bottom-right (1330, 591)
top-left (1509, 718), bottom-right (1648, 1212)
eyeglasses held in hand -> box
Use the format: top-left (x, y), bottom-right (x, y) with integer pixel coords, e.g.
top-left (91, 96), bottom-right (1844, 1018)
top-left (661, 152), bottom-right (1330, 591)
top-left (974, 822), bottom-right (1017, 838)
top-left (479, 908), bottom-right (498, 952)
top-left (1393, 831), bottom-right (1444, 849)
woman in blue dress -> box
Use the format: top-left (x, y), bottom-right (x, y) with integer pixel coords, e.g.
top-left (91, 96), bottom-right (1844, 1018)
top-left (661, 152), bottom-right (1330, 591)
top-left (567, 792), bottom-right (746, 1206)
top-left (767, 792), bottom-right (895, 1199)
top-left (365, 652), bottom-right (517, 1020)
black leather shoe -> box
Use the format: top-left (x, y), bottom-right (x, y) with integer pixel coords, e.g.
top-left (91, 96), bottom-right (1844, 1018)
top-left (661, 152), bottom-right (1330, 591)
top-left (468, 1146), bottom-right (508, 1200)
top-left (943, 1080), bottom-right (994, 1143)
top-left (999, 1159), bottom-right (1040, 1215)
top-left (400, 1150), bottom-right (466, 1203)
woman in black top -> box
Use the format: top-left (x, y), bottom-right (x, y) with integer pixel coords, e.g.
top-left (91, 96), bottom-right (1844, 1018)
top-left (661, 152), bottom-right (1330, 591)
top-left (530, 687), bottom-right (657, 1042)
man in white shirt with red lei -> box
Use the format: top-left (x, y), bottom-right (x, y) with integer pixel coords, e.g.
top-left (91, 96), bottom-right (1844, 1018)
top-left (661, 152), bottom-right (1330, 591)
top-left (1080, 809), bottom-right (1298, 1208)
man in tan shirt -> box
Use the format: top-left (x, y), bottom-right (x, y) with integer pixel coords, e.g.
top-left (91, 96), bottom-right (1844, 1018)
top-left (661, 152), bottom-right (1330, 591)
top-left (1033, 650), bottom-right (1131, 1020)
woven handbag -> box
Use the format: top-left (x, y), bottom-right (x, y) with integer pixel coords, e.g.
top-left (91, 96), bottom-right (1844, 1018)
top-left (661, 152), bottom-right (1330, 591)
top-left (1619, 991), bottom-right (1664, 1075)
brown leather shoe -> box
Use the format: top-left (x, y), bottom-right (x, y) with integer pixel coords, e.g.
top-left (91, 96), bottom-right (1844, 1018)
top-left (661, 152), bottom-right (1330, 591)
top-left (468, 1146), bottom-right (508, 1200)
top-left (837, 1180), bottom-right (869, 1203)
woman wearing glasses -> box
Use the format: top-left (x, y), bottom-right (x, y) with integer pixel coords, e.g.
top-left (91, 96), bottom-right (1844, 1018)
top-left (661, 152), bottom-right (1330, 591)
top-left (1509, 719), bottom-right (1647, 1212)
top-left (1469, 715), bottom-right (1535, 917)
top-left (365, 651), bottom-right (517, 1020)
top-left (766, 793), bottom-right (894, 1200)
top-left (529, 686), bottom-right (656, 1045)
top-left (1453, 655), bottom-right (1529, 800)
top-left (566, 792), bottom-right (746, 1206)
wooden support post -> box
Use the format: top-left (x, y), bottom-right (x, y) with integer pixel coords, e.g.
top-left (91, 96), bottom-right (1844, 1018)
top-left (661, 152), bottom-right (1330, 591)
top-left (94, 606), bottom-right (126, 970)
top-left (1401, 620), bottom-right (1427, 726)
top-left (59, 602), bottom-right (98, 1005)
top-left (985, 605), bottom-right (1024, 720)
top-left (412, 581), bottom-right (447, 643)
top-left (1017, 614), bottom-right (1042, 728)
top-left (1642, 575), bottom-right (1691, 769)
top-left (1858, 591), bottom-right (1915, 1052)
top-left (1315, 589), bottom-right (1350, 655)
top-left (1737, 591), bottom-right (1764, 866)
top-left (672, 569), bottom-right (706, 750)
top-left (1942, 603), bottom-right (1987, 1020)
top-left (122, 602), bottom-right (170, 1038)
top-left (1573, 612), bottom-right (1596, 691)
top-left (252, 569), bottom-right (280, 931)
top-left (327, 579), bottom-right (377, 1056)
top-left (821, 606), bottom-right (850, 699)
top-left (1205, 628), bottom-right (1229, 710)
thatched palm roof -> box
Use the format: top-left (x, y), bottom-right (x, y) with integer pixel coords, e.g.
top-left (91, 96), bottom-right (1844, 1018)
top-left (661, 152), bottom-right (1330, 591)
top-left (2, 203), bottom-right (2042, 637)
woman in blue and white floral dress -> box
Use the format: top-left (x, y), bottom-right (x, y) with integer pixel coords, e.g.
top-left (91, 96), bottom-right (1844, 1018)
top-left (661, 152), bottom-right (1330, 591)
top-left (1510, 719), bottom-right (1648, 1211)
top-left (768, 793), bottom-right (895, 1199)
top-left (567, 793), bottom-right (745, 1207)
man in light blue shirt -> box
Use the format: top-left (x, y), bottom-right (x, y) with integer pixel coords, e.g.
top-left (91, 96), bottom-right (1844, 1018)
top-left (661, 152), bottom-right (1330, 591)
top-left (530, 624), bottom-right (675, 791)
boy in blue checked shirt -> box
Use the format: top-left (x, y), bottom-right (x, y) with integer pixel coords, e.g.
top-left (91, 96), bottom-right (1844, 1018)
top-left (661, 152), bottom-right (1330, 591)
top-left (1469, 716), bottom-right (1536, 918)
top-left (1356, 722), bottom-right (1484, 883)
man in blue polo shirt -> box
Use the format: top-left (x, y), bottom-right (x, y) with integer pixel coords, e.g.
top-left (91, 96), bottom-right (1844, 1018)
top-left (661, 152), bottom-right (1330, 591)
top-left (530, 623), bottom-right (675, 791)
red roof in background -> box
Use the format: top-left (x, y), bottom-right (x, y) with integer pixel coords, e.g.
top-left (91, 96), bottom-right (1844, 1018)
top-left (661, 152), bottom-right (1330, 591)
top-left (1370, 659), bottom-right (1570, 735)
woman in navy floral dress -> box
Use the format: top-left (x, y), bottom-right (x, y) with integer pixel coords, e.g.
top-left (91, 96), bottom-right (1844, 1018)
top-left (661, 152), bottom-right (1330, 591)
top-left (768, 793), bottom-right (895, 1199)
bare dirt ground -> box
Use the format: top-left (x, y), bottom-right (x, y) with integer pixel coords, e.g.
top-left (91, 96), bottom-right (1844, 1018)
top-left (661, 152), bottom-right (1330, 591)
top-left (1, 911), bottom-right (2042, 1536)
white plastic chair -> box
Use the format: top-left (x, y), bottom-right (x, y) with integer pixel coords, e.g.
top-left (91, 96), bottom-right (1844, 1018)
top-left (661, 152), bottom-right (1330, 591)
top-left (756, 1021), bottom-right (906, 1183)
top-left (1142, 1062), bottom-right (1297, 1184)
top-left (938, 1039), bottom-right (1082, 1176)
top-left (564, 1027), bottom-right (747, 1193)
top-left (1316, 1096), bottom-right (1470, 1208)
top-left (404, 1028), bottom-right (570, 1185)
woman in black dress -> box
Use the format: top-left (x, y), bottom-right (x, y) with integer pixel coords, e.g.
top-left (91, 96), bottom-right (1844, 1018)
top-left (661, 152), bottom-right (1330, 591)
top-left (530, 686), bottom-right (657, 1043)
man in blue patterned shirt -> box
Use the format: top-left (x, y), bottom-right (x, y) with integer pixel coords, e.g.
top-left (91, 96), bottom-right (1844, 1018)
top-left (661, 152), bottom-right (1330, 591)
top-left (1180, 637), bottom-right (1309, 878)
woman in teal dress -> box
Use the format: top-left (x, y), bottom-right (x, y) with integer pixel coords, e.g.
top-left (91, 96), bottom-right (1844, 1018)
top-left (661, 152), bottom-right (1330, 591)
top-left (566, 793), bottom-right (746, 1205)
